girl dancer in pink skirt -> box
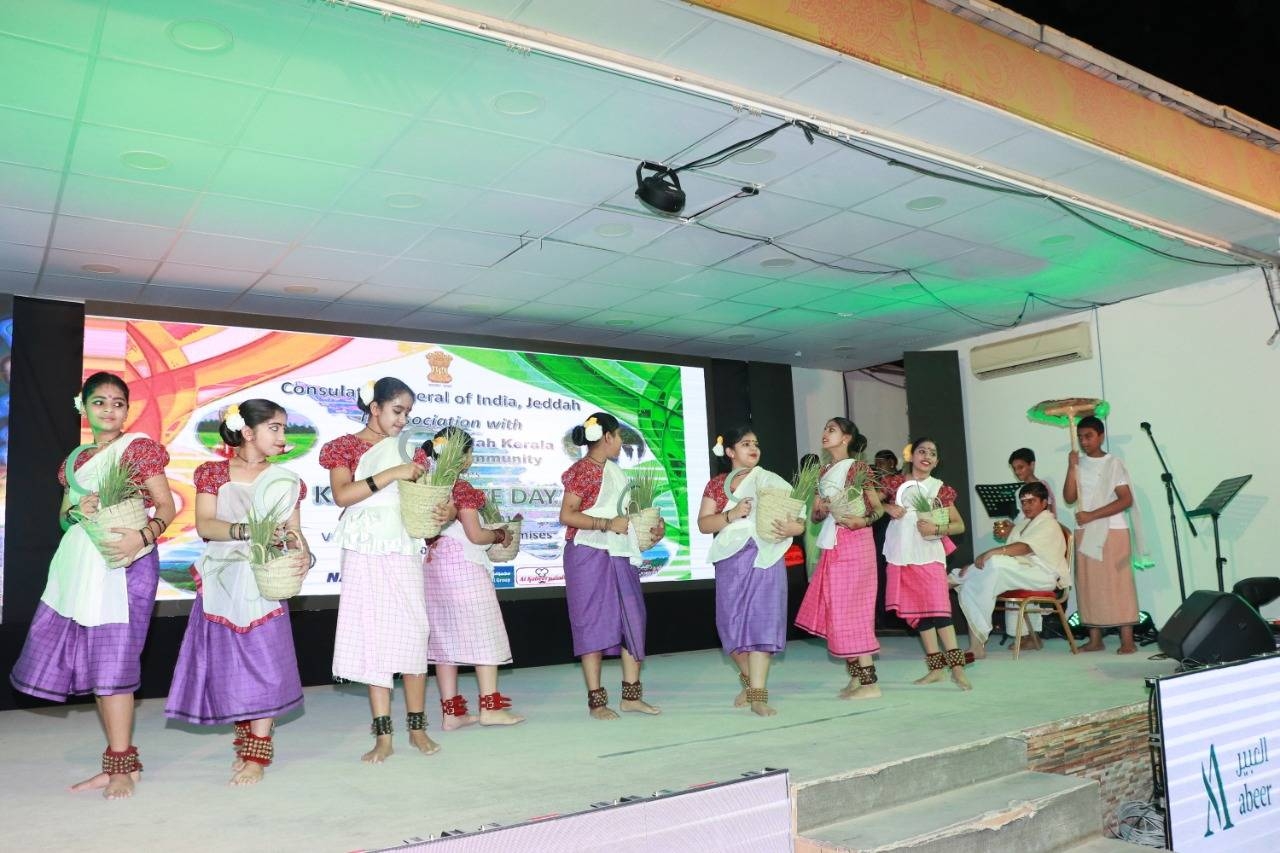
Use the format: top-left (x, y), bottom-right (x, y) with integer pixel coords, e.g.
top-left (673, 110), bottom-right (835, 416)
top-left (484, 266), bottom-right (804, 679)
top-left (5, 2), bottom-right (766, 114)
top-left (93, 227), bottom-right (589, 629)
top-left (795, 418), bottom-right (886, 699)
top-left (422, 428), bottom-right (524, 729)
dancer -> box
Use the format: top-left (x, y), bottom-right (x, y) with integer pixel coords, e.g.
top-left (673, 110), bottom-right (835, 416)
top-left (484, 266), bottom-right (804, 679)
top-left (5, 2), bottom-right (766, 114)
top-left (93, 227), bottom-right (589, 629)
top-left (320, 376), bottom-right (448, 762)
top-left (165, 399), bottom-right (310, 785)
top-left (10, 372), bottom-right (175, 799)
top-left (795, 418), bottom-right (886, 699)
top-left (698, 428), bottom-right (800, 716)
top-left (422, 428), bottom-right (525, 729)
top-left (557, 412), bottom-right (663, 720)
top-left (881, 438), bottom-right (971, 690)
top-left (1063, 415), bottom-right (1139, 654)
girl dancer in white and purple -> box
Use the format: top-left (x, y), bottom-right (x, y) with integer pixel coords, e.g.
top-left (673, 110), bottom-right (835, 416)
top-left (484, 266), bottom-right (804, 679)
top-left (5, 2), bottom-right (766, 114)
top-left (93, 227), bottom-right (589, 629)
top-left (557, 412), bottom-right (663, 720)
top-left (320, 377), bottom-right (446, 762)
top-left (422, 428), bottom-right (524, 730)
top-left (10, 372), bottom-right (175, 799)
top-left (697, 428), bottom-right (802, 717)
top-left (165, 399), bottom-right (309, 785)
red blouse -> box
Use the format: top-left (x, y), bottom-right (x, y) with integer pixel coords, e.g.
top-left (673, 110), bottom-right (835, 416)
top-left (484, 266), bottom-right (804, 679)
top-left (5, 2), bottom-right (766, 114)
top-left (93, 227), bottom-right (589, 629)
top-left (318, 433), bottom-right (372, 472)
top-left (193, 460), bottom-right (307, 505)
top-left (561, 458), bottom-right (604, 541)
top-left (703, 473), bottom-right (730, 513)
top-left (880, 473), bottom-right (958, 507)
top-left (58, 437), bottom-right (170, 508)
top-left (451, 478), bottom-right (487, 510)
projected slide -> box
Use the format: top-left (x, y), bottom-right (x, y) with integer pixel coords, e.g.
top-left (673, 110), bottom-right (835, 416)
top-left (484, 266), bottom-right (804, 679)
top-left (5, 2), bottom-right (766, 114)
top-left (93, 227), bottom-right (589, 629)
top-left (82, 317), bottom-right (712, 600)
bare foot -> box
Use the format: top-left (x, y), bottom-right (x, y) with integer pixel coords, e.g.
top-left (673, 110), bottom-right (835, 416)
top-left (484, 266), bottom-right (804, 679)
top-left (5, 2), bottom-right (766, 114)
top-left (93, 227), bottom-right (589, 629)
top-left (951, 668), bottom-right (972, 691)
top-left (1080, 642), bottom-right (1106, 653)
top-left (479, 708), bottom-right (525, 726)
top-left (844, 683), bottom-right (882, 700)
top-left (1012, 637), bottom-right (1042, 653)
top-left (914, 668), bottom-right (946, 685)
top-left (750, 700), bottom-right (777, 717)
top-left (408, 729), bottom-right (440, 755)
top-left (441, 713), bottom-right (478, 731)
top-left (969, 644), bottom-right (987, 661)
top-left (229, 763), bottom-right (264, 786)
top-left (71, 770), bottom-right (141, 799)
top-left (1117, 645), bottom-right (1138, 655)
top-left (362, 735), bottom-right (393, 763)
top-left (837, 679), bottom-right (859, 699)
top-left (620, 698), bottom-right (661, 715)
top-left (733, 688), bottom-right (748, 707)
top-left (589, 705), bottom-right (619, 720)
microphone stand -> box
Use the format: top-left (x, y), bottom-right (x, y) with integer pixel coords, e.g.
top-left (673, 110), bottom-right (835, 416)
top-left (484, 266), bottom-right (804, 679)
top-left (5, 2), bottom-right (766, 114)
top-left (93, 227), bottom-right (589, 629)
top-left (1140, 422), bottom-right (1195, 604)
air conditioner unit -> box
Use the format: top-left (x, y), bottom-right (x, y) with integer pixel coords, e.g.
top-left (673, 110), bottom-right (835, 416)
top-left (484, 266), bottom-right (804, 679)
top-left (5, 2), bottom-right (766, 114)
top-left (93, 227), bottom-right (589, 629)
top-left (970, 322), bottom-right (1092, 379)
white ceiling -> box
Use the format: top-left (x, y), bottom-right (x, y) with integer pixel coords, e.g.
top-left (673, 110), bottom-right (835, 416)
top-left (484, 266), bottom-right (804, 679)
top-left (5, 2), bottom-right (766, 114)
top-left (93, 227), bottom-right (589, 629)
top-left (0, 0), bottom-right (1276, 369)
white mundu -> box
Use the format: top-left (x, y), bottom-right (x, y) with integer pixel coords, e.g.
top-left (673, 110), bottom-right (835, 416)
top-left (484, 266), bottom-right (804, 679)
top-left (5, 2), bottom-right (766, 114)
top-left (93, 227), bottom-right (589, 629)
top-left (955, 510), bottom-right (1068, 644)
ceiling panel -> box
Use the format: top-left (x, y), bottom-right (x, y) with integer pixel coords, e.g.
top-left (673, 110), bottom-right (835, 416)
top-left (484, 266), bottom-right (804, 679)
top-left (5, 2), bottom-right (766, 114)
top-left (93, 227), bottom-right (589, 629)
top-left (4, 0), bottom-right (1272, 371)
top-left (0, 107), bottom-right (74, 171)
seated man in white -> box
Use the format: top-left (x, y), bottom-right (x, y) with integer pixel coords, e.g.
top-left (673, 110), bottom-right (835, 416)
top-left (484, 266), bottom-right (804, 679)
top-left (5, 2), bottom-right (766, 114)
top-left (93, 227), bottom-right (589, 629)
top-left (954, 482), bottom-right (1068, 659)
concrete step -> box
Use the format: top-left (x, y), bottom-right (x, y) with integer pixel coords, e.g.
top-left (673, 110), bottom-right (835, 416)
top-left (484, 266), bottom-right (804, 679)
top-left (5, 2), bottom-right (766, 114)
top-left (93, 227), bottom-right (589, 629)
top-left (796, 769), bottom-right (1101, 853)
top-left (1058, 836), bottom-right (1150, 851)
top-left (794, 735), bottom-right (1028, 833)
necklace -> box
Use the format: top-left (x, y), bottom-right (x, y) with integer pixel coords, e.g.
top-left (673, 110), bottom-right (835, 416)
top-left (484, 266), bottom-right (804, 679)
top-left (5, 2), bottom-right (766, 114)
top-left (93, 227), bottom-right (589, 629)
top-left (584, 454), bottom-right (606, 467)
top-left (364, 425), bottom-right (388, 439)
top-left (92, 433), bottom-right (122, 449)
top-left (235, 451), bottom-right (267, 466)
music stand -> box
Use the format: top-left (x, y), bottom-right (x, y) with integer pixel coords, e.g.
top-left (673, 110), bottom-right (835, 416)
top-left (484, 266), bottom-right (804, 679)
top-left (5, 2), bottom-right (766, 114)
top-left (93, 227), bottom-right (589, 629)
top-left (974, 483), bottom-right (1023, 521)
top-left (1187, 475), bottom-right (1252, 592)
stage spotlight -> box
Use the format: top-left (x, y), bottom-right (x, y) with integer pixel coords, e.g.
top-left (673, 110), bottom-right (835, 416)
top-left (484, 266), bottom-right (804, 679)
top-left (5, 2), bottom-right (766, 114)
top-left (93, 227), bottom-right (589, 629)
top-left (635, 161), bottom-right (685, 215)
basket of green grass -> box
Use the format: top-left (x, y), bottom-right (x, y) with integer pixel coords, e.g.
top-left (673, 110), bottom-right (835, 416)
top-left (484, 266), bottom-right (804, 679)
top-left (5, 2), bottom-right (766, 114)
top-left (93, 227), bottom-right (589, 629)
top-left (401, 433), bottom-right (467, 538)
top-left (83, 457), bottom-right (152, 569)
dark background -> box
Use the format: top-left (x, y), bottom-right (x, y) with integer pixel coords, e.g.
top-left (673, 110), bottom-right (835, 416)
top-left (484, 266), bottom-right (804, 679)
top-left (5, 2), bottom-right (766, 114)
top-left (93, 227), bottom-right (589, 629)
top-left (998, 0), bottom-right (1278, 128)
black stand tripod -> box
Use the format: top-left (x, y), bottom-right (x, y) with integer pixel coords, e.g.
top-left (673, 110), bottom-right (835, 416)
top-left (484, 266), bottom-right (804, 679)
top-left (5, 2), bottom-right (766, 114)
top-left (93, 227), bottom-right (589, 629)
top-left (1140, 422), bottom-right (1196, 604)
top-left (1187, 475), bottom-right (1253, 592)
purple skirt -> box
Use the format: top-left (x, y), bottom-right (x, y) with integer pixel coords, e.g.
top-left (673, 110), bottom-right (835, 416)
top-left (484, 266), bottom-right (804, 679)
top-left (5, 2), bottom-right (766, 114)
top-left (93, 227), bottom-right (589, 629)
top-left (165, 593), bottom-right (303, 726)
top-left (562, 542), bottom-right (646, 659)
top-left (714, 541), bottom-right (787, 655)
top-left (10, 550), bottom-right (159, 701)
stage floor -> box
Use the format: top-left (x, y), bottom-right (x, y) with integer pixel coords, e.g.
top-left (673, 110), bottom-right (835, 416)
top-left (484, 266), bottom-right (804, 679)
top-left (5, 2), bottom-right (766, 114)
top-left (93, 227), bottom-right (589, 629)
top-left (0, 635), bottom-right (1175, 852)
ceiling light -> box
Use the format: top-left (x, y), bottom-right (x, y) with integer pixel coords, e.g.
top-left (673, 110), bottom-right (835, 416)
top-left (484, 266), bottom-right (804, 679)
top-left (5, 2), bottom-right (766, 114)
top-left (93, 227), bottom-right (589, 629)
top-left (121, 150), bottom-right (170, 171)
top-left (1040, 234), bottom-right (1075, 246)
top-left (836, 312), bottom-right (855, 318)
top-left (81, 263), bottom-right (120, 274)
top-left (759, 257), bottom-right (794, 269)
top-left (604, 319), bottom-right (634, 327)
top-left (493, 91), bottom-right (544, 116)
top-left (833, 345), bottom-right (856, 352)
top-left (730, 148), bottom-right (775, 165)
top-left (283, 284), bottom-right (319, 294)
top-left (906, 196), bottom-right (947, 211)
top-left (594, 222), bottom-right (633, 239)
top-left (166, 19), bottom-right (234, 53)
top-left (385, 192), bottom-right (425, 209)
top-left (635, 161), bottom-right (685, 215)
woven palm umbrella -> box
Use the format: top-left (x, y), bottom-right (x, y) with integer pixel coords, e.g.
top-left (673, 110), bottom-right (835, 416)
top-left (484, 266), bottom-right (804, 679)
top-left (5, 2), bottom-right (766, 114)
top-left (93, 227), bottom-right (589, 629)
top-left (1026, 397), bottom-right (1111, 450)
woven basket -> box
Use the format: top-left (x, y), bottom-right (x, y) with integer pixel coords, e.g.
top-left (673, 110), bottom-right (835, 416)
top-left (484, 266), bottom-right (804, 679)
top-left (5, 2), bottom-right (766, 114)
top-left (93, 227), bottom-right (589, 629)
top-left (86, 497), bottom-right (153, 569)
top-left (629, 507), bottom-right (662, 552)
top-left (400, 479), bottom-right (453, 538)
top-left (756, 489), bottom-right (804, 544)
top-left (252, 531), bottom-right (305, 601)
top-left (484, 519), bottom-right (522, 562)
top-left (921, 506), bottom-right (951, 541)
top-left (828, 492), bottom-right (866, 522)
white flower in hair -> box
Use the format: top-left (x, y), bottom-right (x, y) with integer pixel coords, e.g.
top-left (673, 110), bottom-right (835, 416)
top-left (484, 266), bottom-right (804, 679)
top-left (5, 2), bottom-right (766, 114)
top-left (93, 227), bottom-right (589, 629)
top-left (73, 395), bottom-right (85, 415)
top-left (359, 380), bottom-right (375, 405)
top-left (712, 435), bottom-right (724, 457)
top-left (224, 403), bottom-right (246, 432)
top-left (583, 416), bottom-right (603, 442)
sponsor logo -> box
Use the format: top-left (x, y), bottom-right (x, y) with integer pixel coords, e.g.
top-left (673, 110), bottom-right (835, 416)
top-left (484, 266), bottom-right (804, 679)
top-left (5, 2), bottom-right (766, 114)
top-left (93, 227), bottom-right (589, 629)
top-left (492, 566), bottom-right (514, 589)
top-left (516, 566), bottom-right (565, 586)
